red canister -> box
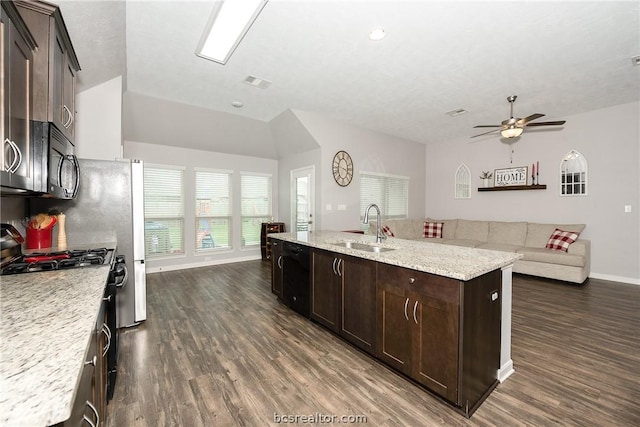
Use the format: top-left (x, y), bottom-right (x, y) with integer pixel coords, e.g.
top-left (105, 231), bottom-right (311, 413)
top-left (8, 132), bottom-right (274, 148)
top-left (26, 227), bottom-right (53, 249)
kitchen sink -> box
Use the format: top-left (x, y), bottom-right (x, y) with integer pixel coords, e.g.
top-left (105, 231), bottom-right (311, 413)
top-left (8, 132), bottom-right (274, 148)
top-left (332, 241), bottom-right (396, 253)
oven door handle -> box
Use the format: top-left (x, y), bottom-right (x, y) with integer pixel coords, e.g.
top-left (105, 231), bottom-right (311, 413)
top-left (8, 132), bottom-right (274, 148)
top-left (115, 264), bottom-right (128, 288)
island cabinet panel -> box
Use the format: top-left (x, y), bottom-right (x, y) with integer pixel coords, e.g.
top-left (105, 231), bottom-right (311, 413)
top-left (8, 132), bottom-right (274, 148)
top-left (311, 250), bottom-right (377, 353)
top-left (311, 250), bottom-right (341, 332)
top-left (376, 264), bottom-right (462, 403)
top-left (340, 255), bottom-right (376, 354)
top-left (270, 238), bottom-right (284, 298)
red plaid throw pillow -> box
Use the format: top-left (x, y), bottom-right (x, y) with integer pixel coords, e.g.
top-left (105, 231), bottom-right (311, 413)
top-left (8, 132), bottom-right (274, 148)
top-left (545, 228), bottom-right (580, 252)
top-left (381, 225), bottom-right (395, 237)
top-left (423, 221), bottom-right (443, 238)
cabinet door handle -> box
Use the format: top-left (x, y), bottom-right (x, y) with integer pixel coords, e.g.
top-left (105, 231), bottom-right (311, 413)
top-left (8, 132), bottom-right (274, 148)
top-left (409, 277), bottom-right (415, 284)
top-left (337, 259), bottom-right (343, 277)
top-left (7, 140), bottom-right (21, 173)
top-left (404, 297), bottom-right (409, 321)
top-left (413, 301), bottom-right (418, 324)
top-left (332, 258), bottom-right (337, 275)
top-left (85, 400), bottom-right (99, 427)
top-left (82, 414), bottom-right (96, 427)
top-left (63, 105), bottom-right (73, 128)
top-left (85, 355), bottom-right (97, 367)
top-left (3, 138), bottom-right (17, 171)
top-left (277, 255), bottom-right (283, 269)
top-left (103, 295), bottom-right (112, 302)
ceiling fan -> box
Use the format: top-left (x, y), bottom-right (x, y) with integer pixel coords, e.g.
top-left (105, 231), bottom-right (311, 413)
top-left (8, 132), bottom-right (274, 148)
top-left (471, 95), bottom-right (566, 139)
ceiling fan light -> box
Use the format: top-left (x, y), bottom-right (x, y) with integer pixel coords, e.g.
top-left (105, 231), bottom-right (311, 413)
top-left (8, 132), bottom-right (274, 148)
top-left (501, 126), bottom-right (523, 138)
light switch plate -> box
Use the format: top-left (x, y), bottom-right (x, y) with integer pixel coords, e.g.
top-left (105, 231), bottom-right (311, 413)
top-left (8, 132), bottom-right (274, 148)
top-left (624, 205), bottom-right (632, 213)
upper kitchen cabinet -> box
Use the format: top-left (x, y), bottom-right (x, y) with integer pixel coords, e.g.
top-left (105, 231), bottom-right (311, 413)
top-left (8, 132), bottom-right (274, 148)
top-left (1, 1), bottom-right (36, 193)
top-left (15, 0), bottom-right (80, 144)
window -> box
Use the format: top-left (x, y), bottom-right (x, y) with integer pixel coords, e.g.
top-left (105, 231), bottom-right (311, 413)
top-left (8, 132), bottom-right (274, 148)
top-left (195, 169), bottom-right (232, 250)
top-left (241, 173), bottom-right (272, 247)
top-left (455, 164), bottom-right (471, 199)
top-left (143, 165), bottom-right (185, 257)
top-left (360, 172), bottom-right (409, 220)
top-left (560, 150), bottom-right (588, 196)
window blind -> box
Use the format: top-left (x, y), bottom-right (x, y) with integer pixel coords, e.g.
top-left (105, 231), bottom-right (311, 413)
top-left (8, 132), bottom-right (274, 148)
top-left (143, 166), bottom-right (185, 256)
top-left (241, 173), bottom-right (272, 247)
top-left (360, 172), bottom-right (409, 220)
top-left (195, 170), bottom-right (232, 250)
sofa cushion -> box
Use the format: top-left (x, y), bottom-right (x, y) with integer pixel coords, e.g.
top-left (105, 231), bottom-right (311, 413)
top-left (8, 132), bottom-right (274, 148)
top-left (445, 239), bottom-right (485, 248)
top-left (487, 221), bottom-right (527, 246)
top-left (517, 247), bottom-right (586, 267)
top-left (478, 243), bottom-right (523, 253)
top-left (454, 220), bottom-right (489, 242)
top-left (525, 223), bottom-right (586, 248)
top-left (545, 228), bottom-right (580, 252)
top-left (427, 218), bottom-right (458, 239)
top-left (423, 221), bottom-right (443, 238)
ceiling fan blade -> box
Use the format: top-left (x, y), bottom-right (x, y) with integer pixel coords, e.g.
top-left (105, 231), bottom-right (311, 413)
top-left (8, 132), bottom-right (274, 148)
top-left (473, 125), bottom-right (501, 128)
top-left (526, 120), bottom-right (566, 126)
top-left (518, 113), bottom-right (545, 124)
top-left (470, 128), bottom-right (501, 138)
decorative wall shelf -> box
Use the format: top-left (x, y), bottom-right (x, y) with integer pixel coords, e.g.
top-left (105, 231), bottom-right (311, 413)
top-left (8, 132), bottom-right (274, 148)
top-left (478, 185), bottom-right (547, 192)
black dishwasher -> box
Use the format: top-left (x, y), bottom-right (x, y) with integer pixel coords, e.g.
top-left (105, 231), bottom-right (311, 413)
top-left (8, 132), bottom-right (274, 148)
top-left (283, 242), bottom-right (310, 317)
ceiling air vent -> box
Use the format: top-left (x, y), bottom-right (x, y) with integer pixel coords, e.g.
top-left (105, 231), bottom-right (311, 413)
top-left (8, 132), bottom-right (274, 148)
top-left (446, 108), bottom-right (468, 117)
top-left (632, 55), bottom-right (640, 67)
top-left (243, 75), bottom-right (272, 89)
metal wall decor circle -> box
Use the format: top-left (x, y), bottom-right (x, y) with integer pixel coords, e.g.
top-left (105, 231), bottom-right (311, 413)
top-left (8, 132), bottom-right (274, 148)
top-left (332, 150), bottom-right (353, 187)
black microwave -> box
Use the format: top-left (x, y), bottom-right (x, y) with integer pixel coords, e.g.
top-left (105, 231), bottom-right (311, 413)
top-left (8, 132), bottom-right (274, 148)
top-left (32, 121), bottom-right (80, 199)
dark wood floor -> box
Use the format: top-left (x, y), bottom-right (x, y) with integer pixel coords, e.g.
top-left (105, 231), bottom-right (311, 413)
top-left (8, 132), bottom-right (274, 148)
top-left (107, 261), bottom-right (640, 426)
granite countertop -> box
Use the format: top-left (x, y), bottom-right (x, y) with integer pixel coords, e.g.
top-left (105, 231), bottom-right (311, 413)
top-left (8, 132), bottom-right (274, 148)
top-left (0, 262), bottom-right (112, 425)
top-left (269, 231), bottom-right (522, 281)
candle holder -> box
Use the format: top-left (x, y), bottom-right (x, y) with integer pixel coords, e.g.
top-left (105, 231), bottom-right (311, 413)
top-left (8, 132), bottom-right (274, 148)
top-left (531, 174), bottom-right (536, 186)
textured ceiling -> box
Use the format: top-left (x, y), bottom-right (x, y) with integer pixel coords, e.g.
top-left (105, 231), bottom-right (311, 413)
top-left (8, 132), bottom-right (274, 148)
top-left (57, 1), bottom-right (639, 145)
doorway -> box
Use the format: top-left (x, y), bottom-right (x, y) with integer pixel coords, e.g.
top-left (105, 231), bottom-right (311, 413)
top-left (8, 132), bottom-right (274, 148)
top-left (291, 166), bottom-right (315, 232)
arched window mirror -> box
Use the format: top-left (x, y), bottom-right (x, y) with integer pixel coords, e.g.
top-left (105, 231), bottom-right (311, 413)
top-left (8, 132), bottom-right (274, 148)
top-left (455, 163), bottom-right (471, 199)
top-left (560, 150), bottom-right (588, 196)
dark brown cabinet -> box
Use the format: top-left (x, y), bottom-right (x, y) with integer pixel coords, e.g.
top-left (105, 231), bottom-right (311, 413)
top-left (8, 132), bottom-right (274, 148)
top-left (15, 0), bottom-right (80, 144)
top-left (0, 1), bottom-right (35, 193)
top-left (311, 249), bottom-right (377, 354)
top-left (377, 263), bottom-right (501, 414)
top-left (261, 222), bottom-right (285, 260)
top-left (270, 238), bottom-right (284, 298)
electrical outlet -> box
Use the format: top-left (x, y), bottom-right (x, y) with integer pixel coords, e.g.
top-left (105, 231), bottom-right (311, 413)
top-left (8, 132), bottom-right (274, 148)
top-left (326, 204), bottom-right (332, 211)
top-left (338, 204), bottom-right (347, 211)
top-left (624, 205), bottom-right (632, 213)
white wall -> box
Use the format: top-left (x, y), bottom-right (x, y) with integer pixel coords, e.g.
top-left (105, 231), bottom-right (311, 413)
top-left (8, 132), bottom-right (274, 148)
top-left (294, 110), bottom-right (427, 231)
top-left (124, 140), bottom-right (279, 272)
top-left (425, 101), bottom-right (640, 284)
top-left (75, 76), bottom-right (123, 160)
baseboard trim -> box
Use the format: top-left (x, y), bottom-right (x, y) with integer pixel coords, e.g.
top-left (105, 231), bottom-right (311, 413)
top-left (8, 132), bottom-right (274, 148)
top-left (498, 359), bottom-right (515, 383)
top-left (589, 273), bottom-right (640, 285)
top-left (146, 255), bottom-right (262, 273)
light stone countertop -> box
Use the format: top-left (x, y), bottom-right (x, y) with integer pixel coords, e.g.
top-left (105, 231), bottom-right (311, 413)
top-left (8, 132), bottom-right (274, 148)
top-left (269, 231), bottom-right (522, 281)
top-left (0, 265), bottom-right (111, 426)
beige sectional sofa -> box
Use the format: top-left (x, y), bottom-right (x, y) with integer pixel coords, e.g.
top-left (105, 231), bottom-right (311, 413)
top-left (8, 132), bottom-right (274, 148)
top-left (369, 218), bottom-right (590, 284)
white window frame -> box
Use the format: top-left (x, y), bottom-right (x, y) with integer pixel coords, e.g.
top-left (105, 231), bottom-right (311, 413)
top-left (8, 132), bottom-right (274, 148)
top-left (195, 167), bottom-right (233, 252)
top-left (455, 163), bottom-right (471, 199)
top-left (359, 171), bottom-right (409, 221)
top-left (143, 163), bottom-right (186, 258)
top-left (240, 172), bottom-right (273, 248)
top-left (559, 150), bottom-right (588, 196)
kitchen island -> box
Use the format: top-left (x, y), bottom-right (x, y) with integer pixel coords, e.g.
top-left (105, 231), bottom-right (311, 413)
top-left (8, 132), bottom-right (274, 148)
top-left (269, 230), bottom-right (522, 416)
top-left (0, 264), bottom-right (111, 426)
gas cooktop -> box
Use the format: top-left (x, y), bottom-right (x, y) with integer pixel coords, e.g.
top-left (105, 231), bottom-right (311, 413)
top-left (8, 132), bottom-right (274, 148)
top-left (1, 247), bottom-right (115, 275)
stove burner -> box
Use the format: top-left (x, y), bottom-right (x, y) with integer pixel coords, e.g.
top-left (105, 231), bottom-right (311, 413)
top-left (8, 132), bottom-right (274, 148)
top-left (1, 247), bottom-right (114, 275)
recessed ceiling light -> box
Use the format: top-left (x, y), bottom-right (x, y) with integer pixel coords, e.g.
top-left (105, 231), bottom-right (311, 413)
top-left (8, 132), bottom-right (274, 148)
top-left (231, 101), bottom-right (244, 108)
top-left (368, 27), bottom-right (386, 41)
top-left (632, 55), bottom-right (640, 66)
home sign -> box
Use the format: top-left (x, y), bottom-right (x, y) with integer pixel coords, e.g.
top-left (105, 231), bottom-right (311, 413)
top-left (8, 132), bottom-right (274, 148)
top-left (494, 166), bottom-right (528, 186)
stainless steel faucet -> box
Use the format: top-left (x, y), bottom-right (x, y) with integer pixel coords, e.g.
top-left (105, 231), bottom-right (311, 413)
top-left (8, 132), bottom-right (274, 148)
top-left (363, 203), bottom-right (386, 243)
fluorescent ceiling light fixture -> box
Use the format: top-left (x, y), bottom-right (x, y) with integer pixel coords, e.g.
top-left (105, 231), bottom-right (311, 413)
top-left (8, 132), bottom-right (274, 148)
top-left (196, 0), bottom-right (268, 65)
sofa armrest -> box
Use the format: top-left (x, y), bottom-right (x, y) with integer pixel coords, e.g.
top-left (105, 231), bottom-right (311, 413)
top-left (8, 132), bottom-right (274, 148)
top-left (567, 239), bottom-right (590, 257)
